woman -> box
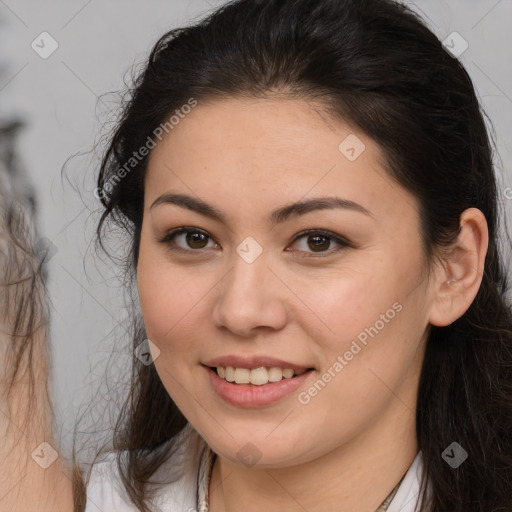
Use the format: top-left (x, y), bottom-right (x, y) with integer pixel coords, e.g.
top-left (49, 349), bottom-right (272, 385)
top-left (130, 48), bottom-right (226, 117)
top-left (2, 0), bottom-right (511, 511)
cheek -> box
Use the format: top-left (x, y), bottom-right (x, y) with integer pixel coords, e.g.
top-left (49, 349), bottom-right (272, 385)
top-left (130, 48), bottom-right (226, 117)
top-left (136, 244), bottom-right (217, 371)
top-left (297, 248), bottom-right (427, 376)
top-left (136, 253), bottom-right (205, 411)
top-left (294, 280), bottom-right (424, 441)
top-left (137, 231), bottom-right (188, 333)
top-left (137, 272), bottom-right (204, 358)
top-left (292, 264), bottom-right (402, 345)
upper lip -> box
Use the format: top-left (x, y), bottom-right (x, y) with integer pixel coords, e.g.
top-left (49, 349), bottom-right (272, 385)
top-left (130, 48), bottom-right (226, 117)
top-left (203, 355), bottom-right (313, 371)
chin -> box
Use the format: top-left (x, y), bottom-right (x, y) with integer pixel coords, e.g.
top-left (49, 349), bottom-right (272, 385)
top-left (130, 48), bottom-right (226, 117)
top-left (200, 428), bottom-right (314, 468)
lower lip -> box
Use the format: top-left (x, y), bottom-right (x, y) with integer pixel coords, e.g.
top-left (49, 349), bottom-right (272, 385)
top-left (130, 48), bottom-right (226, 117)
top-left (204, 366), bottom-right (314, 408)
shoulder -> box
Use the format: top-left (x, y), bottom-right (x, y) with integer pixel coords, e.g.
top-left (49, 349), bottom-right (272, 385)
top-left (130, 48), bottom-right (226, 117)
top-left (85, 423), bottom-right (208, 512)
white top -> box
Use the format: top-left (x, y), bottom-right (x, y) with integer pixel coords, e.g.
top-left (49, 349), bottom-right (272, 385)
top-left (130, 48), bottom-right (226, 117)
top-left (85, 423), bottom-right (427, 512)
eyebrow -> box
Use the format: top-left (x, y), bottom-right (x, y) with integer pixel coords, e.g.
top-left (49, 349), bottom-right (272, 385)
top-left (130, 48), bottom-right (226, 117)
top-left (149, 192), bottom-right (373, 226)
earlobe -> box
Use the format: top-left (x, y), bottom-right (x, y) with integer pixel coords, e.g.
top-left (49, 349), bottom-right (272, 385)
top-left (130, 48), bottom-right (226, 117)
top-left (428, 208), bottom-right (489, 327)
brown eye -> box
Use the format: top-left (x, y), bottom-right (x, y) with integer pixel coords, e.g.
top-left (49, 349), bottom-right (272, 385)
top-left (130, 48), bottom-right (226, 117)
top-left (289, 230), bottom-right (351, 256)
top-left (185, 231), bottom-right (209, 249)
top-left (159, 227), bottom-right (216, 252)
top-left (306, 234), bottom-right (330, 252)
top-left (159, 227), bottom-right (351, 257)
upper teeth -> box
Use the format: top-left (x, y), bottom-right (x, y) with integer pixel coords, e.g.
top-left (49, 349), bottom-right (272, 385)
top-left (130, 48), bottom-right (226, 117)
top-left (216, 366), bottom-right (307, 385)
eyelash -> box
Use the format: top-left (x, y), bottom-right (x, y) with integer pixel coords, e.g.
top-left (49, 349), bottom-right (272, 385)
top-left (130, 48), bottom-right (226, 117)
top-left (158, 227), bottom-right (352, 257)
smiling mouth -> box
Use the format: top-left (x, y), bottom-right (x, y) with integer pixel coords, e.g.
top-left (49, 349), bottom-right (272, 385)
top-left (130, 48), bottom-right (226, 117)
top-left (210, 365), bottom-right (315, 386)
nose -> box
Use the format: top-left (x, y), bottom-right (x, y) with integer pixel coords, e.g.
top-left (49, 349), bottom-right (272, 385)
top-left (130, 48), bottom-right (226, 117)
top-left (211, 249), bottom-right (288, 338)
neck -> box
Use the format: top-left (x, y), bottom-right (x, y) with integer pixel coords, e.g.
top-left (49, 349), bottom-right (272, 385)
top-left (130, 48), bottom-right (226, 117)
top-left (209, 403), bottom-right (419, 512)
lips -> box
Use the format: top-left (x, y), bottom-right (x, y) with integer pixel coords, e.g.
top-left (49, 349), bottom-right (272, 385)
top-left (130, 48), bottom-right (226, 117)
top-left (203, 355), bottom-right (313, 371)
top-left (205, 365), bottom-right (314, 407)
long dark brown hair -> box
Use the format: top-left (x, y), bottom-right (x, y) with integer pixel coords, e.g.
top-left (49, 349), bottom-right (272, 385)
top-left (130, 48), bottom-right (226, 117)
top-left (4, 0), bottom-right (512, 510)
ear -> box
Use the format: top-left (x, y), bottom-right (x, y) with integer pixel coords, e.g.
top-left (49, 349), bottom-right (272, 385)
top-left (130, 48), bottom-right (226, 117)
top-left (428, 208), bottom-right (489, 327)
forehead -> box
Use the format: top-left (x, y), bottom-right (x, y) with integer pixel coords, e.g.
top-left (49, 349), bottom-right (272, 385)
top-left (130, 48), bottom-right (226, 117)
top-left (144, 97), bottom-right (417, 223)
top-left (149, 96), bottom-right (369, 164)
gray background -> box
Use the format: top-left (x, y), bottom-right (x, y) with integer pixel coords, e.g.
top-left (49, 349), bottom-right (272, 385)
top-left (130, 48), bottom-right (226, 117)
top-left (1, 0), bottom-right (511, 455)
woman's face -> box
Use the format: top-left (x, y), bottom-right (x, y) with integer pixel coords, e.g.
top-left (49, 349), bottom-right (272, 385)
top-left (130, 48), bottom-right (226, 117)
top-left (137, 97), bottom-right (437, 467)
